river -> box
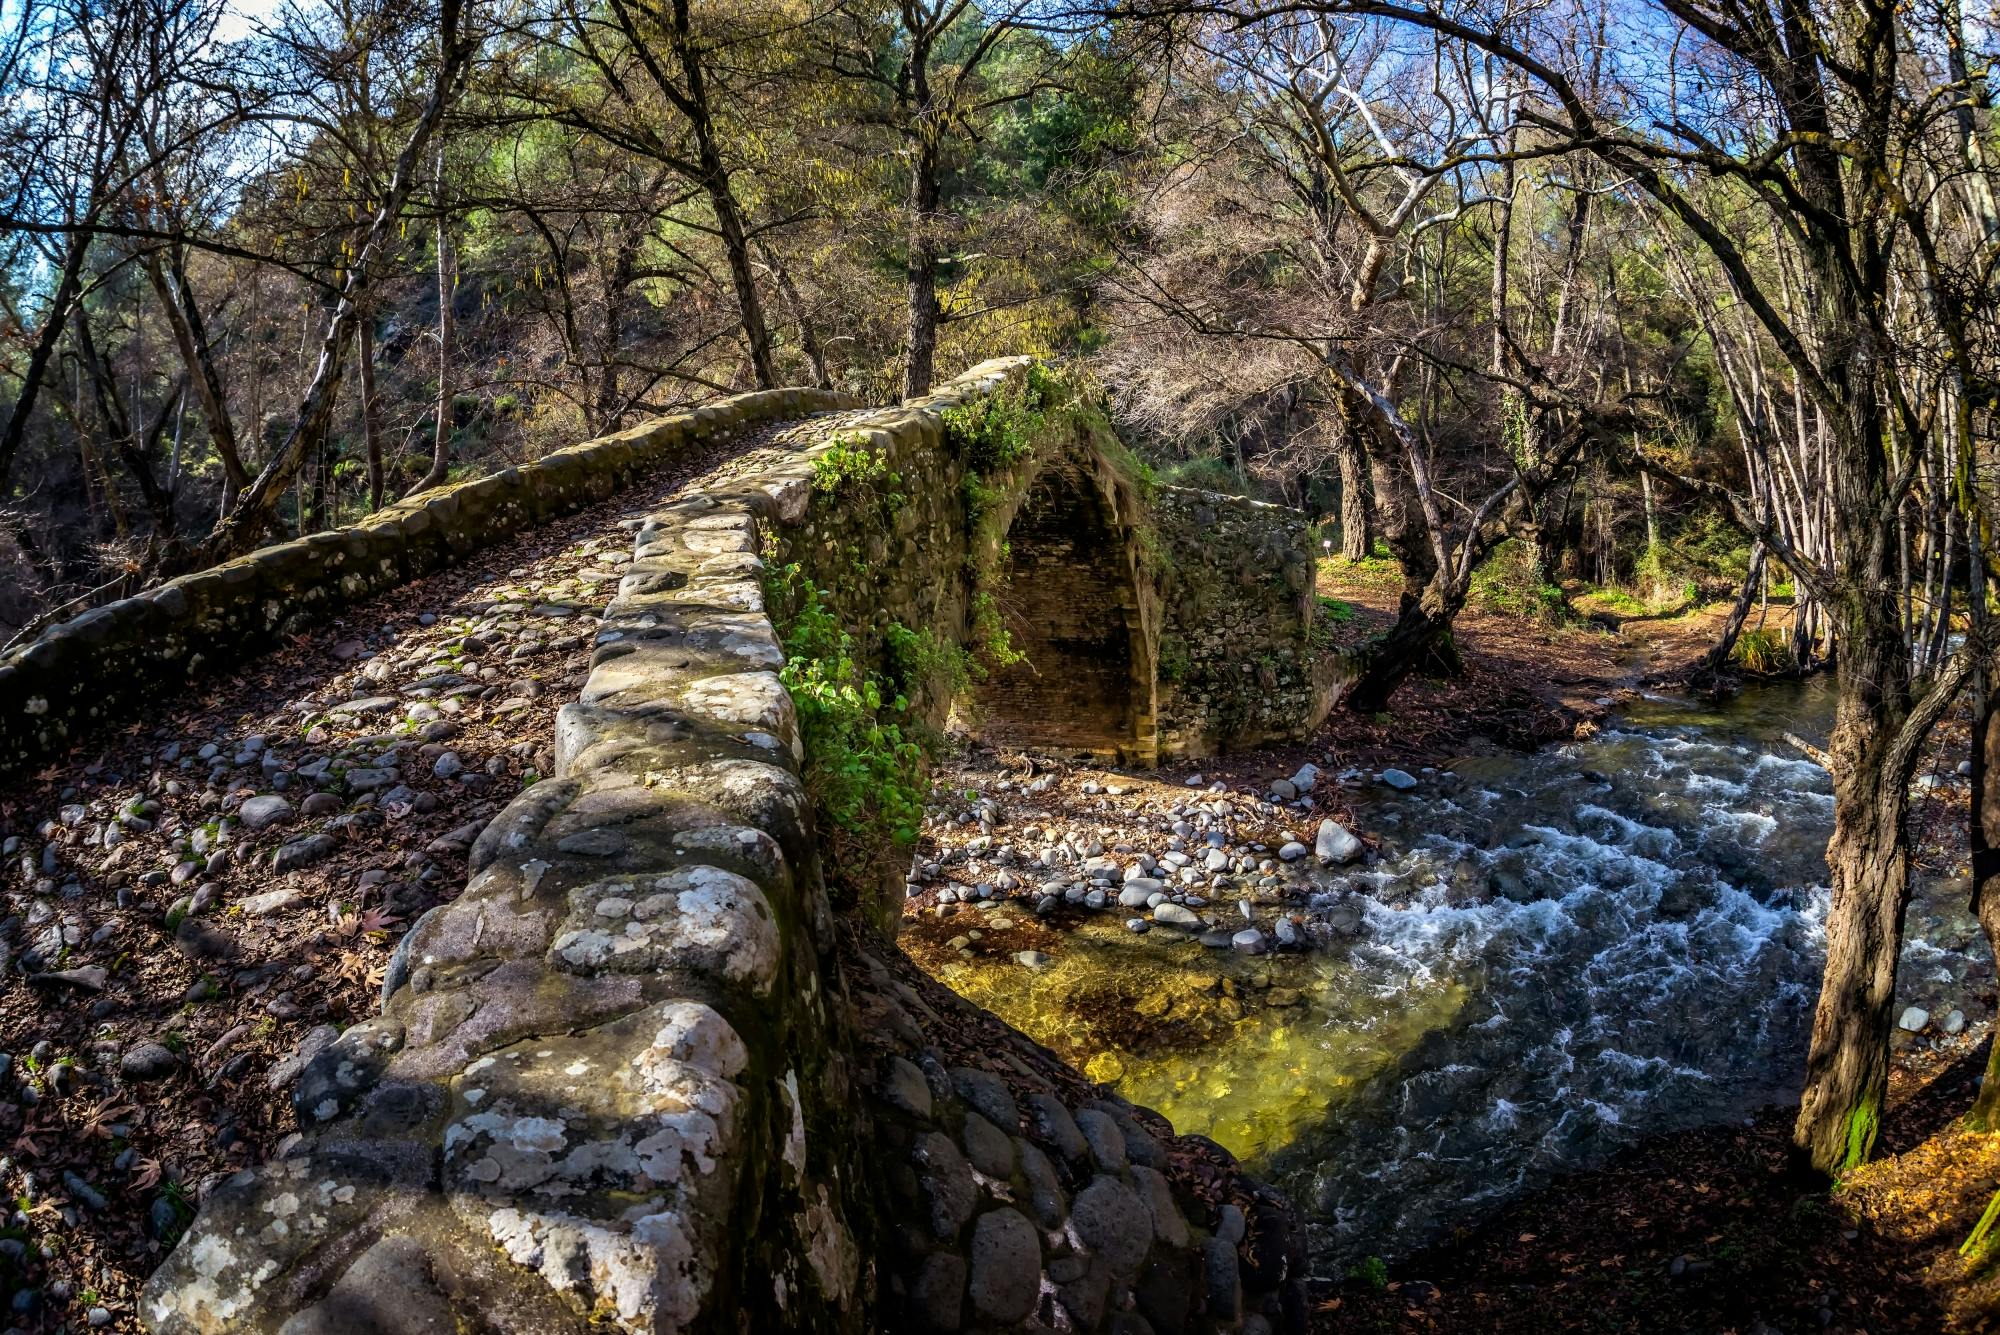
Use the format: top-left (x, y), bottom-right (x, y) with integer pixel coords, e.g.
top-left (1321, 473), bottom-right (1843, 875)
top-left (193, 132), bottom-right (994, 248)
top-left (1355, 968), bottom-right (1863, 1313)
top-left (917, 678), bottom-right (1987, 1272)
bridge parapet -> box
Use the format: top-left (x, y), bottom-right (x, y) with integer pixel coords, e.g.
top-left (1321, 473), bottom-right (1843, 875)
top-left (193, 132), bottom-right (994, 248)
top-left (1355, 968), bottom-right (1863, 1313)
top-left (0, 387), bottom-right (856, 780)
top-left (140, 363), bottom-right (1318, 1334)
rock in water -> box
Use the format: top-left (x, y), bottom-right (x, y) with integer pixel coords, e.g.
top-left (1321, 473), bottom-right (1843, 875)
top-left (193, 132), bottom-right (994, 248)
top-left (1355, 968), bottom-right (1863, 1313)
top-left (1153, 903), bottom-right (1201, 929)
top-left (1314, 818), bottom-right (1363, 865)
top-left (1379, 768), bottom-right (1418, 790)
top-left (1897, 1006), bottom-right (1930, 1032)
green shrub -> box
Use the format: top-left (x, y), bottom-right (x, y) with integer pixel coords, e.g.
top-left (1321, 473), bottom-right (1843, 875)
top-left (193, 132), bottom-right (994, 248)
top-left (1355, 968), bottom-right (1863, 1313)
top-left (1585, 585), bottom-right (1650, 615)
top-left (943, 373), bottom-right (1048, 472)
top-left (1731, 626), bottom-right (1792, 674)
top-left (1347, 1255), bottom-right (1390, 1290)
top-left (885, 622), bottom-right (973, 700)
top-left (812, 432), bottom-right (903, 502)
top-left (766, 566), bottom-right (927, 863)
top-left (1469, 540), bottom-right (1569, 623)
top-left (969, 590), bottom-right (1027, 671)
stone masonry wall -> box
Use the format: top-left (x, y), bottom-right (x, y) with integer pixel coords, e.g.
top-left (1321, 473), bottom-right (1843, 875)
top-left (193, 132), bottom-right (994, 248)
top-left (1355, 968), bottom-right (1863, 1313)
top-left (139, 363), bottom-right (1315, 1334)
top-left (0, 387), bottom-right (854, 781)
top-left (1151, 490), bottom-right (1334, 755)
top-left (758, 362), bottom-right (1160, 767)
top-left (142, 393), bottom-right (877, 1335)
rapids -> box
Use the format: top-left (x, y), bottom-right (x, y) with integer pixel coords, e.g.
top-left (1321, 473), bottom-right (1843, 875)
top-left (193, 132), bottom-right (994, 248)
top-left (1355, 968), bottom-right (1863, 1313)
top-left (924, 678), bottom-right (1987, 1271)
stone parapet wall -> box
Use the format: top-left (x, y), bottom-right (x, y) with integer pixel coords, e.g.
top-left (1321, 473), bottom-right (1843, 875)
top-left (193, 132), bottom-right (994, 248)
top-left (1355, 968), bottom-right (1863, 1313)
top-left (0, 386), bottom-right (854, 780)
top-left (139, 363), bottom-right (1315, 1334)
top-left (850, 936), bottom-right (1308, 1335)
top-left (143, 398), bottom-right (874, 1334)
top-left (1151, 490), bottom-right (1334, 755)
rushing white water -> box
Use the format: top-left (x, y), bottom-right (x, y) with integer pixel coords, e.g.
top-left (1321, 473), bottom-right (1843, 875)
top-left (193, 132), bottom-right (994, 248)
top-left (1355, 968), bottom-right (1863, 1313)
top-left (921, 678), bottom-right (1984, 1272)
top-left (1273, 679), bottom-right (1983, 1267)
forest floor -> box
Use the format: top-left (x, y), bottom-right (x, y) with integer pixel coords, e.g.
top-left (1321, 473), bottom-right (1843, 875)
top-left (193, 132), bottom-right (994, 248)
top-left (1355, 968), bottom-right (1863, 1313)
top-left (1305, 557), bottom-right (1997, 1335)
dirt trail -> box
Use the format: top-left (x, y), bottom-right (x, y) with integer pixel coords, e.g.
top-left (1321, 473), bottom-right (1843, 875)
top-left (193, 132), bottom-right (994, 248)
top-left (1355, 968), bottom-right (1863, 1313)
top-left (0, 423), bottom-right (811, 1332)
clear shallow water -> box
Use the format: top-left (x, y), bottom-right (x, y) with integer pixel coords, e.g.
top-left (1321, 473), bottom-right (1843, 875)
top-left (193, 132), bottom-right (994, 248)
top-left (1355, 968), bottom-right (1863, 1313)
top-left (929, 679), bottom-right (1989, 1271)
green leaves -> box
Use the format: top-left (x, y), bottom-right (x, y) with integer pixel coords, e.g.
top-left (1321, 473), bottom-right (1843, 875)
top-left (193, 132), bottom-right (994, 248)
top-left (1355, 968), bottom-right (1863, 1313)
top-left (768, 565), bottom-right (929, 853)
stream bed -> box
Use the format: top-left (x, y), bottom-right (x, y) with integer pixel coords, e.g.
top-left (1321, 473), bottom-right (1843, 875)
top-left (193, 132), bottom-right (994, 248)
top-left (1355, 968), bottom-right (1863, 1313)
top-left (918, 679), bottom-right (1988, 1271)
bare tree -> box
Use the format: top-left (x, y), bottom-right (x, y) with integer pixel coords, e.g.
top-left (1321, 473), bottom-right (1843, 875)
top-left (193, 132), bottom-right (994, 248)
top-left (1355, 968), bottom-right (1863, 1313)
top-left (190, 0), bottom-right (476, 562)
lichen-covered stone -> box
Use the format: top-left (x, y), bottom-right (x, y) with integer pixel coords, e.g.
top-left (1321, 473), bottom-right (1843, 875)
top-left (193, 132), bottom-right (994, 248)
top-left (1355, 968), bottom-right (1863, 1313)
top-left (143, 364), bottom-right (1314, 1335)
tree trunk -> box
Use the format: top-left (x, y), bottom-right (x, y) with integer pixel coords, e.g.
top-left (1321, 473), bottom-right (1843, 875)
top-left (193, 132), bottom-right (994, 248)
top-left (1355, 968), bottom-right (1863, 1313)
top-left (1969, 655), bottom-right (2000, 1127)
top-left (145, 249), bottom-right (248, 506)
top-left (1970, 523), bottom-right (2000, 1129)
top-left (73, 313), bottom-right (178, 543)
top-left (357, 315), bottom-right (384, 511)
top-left (0, 230), bottom-right (91, 491)
top-left (306, 438), bottom-right (329, 532)
top-left (763, 243), bottom-right (831, 389)
top-left (592, 230), bottom-right (642, 433)
top-left (1526, 498), bottom-right (1575, 622)
top-left (904, 132), bottom-right (943, 399)
top-left (189, 0), bottom-right (465, 565)
top-left (1361, 418), bottom-right (1433, 610)
top-left (1337, 428), bottom-right (1371, 560)
top-left (1790, 572), bottom-right (1973, 1172)
top-left (669, 0), bottom-right (775, 390)
top-left (1703, 539), bottom-right (1768, 674)
top-left (1342, 581), bottom-right (1464, 714)
top-left (1793, 746), bottom-right (1909, 1174)
top-left (1639, 468), bottom-right (1661, 593)
top-left (411, 158), bottom-right (455, 496)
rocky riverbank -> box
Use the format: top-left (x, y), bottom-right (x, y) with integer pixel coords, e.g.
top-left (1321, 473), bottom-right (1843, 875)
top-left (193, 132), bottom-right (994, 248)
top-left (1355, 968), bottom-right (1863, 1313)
top-left (903, 753), bottom-right (1392, 965)
top-left (897, 571), bottom-right (1999, 1335)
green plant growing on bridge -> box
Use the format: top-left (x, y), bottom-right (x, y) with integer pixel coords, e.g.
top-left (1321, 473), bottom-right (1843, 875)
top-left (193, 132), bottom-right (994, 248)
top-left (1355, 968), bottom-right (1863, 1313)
top-left (885, 622), bottom-right (973, 702)
top-left (969, 590), bottom-right (1027, 672)
top-left (942, 362), bottom-right (1066, 472)
top-left (813, 432), bottom-right (906, 509)
top-left (766, 564), bottom-right (927, 889)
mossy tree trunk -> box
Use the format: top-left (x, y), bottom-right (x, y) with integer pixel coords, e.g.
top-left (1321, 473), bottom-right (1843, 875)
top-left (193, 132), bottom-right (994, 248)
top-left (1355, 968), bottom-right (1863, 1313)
top-left (1968, 658), bottom-right (2000, 1128)
top-left (1793, 582), bottom-right (1972, 1171)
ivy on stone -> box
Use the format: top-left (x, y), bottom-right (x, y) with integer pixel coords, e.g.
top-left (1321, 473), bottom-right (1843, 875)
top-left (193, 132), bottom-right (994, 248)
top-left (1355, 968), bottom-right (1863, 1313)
top-left (766, 564), bottom-right (927, 883)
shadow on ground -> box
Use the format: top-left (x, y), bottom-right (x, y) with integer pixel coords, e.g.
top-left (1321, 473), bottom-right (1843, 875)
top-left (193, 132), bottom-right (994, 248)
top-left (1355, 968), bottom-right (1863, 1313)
top-left (1319, 1041), bottom-right (1996, 1333)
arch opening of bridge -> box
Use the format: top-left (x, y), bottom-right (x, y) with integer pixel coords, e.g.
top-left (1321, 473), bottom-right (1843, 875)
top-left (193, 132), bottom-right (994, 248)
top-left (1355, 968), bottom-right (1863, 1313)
top-left (964, 452), bottom-right (1160, 768)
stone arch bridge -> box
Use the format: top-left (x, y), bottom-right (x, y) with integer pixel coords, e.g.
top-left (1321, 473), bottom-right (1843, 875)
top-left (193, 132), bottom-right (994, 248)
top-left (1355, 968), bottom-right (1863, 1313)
top-left (0, 360), bottom-right (1335, 1334)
